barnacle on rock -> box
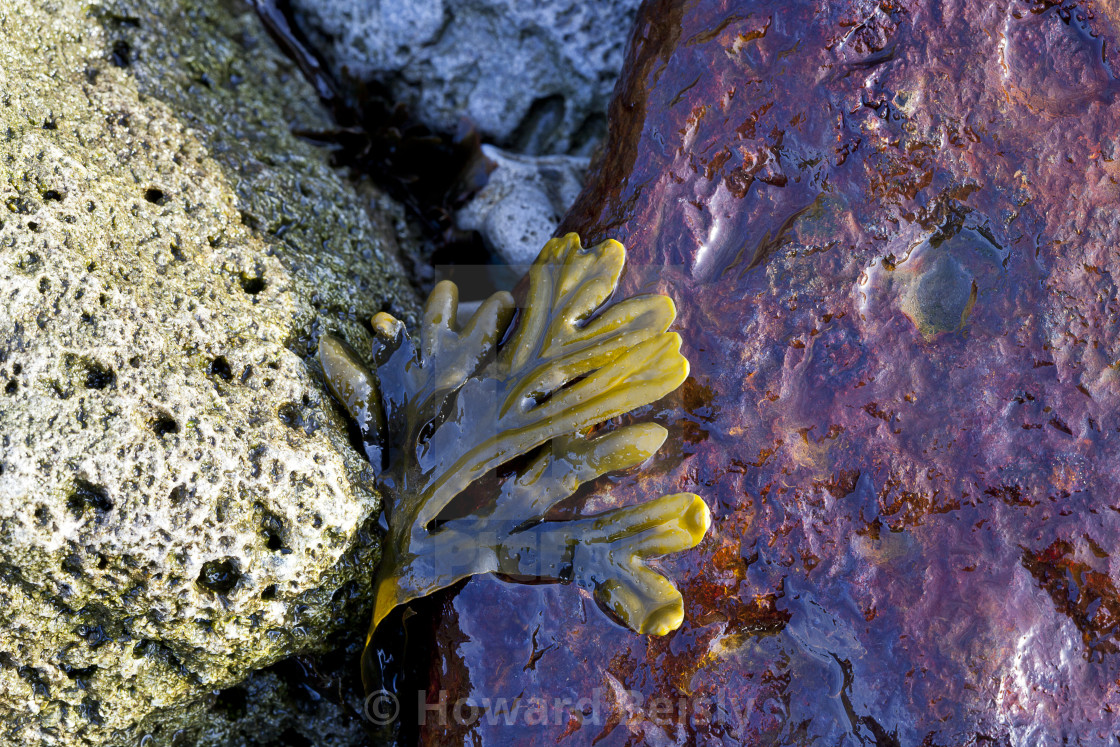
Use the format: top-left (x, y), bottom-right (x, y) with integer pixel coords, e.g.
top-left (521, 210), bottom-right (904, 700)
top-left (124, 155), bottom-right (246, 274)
top-left (320, 233), bottom-right (709, 660)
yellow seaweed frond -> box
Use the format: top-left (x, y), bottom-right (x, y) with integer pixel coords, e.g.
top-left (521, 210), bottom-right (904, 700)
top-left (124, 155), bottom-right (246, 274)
top-left (319, 233), bottom-right (708, 678)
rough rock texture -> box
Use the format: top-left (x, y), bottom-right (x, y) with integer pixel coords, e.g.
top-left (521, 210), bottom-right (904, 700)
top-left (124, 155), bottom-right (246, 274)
top-left (289, 0), bottom-right (643, 155)
top-left (194, 670), bottom-right (365, 747)
top-left (191, 631), bottom-right (368, 747)
top-left (414, 0), bottom-right (1120, 744)
top-left (456, 145), bottom-right (588, 266)
top-left (0, 0), bottom-right (416, 744)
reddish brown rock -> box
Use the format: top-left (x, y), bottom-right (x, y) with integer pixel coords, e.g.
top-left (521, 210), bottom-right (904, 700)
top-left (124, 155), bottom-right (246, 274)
top-left (417, 0), bottom-right (1120, 743)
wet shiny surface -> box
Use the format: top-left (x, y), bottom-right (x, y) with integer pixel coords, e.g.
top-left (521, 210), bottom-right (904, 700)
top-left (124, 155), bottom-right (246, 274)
top-left (420, 0), bottom-right (1120, 743)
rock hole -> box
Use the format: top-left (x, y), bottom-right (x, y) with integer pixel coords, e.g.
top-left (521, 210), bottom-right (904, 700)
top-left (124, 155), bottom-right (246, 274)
top-left (168, 484), bottom-right (186, 505)
top-left (213, 684), bottom-right (249, 720)
top-left (78, 697), bottom-right (103, 725)
top-left (67, 479), bottom-right (113, 518)
top-left (143, 188), bottom-right (166, 205)
top-left (33, 505), bottom-right (49, 526)
top-left (277, 403), bottom-right (302, 430)
top-left (248, 446), bottom-right (265, 479)
top-left (62, 664), bottom-right (98, 681)
top-left (42, 189), bottom-right (63, 202)
top-left (261, 513), bottom-right (288, 552)
top-left (110, 40), bottom-right (131, 68)
top-left (149, 414), bottom-right (179, 437)
top-left (512, 94), bottom-right (567, 153)
top-left (207, 356), bottom-right (233, 381)
top-left (128, 355), bottom-right (140, 368)
top-left (260, 584), bottom-right (278, 600)
top-left (197, 558), bottom-right (241, 595)
top-left (239, 274), bottom-right (266, 295)
top-left (42, 119), bottom-right (57, 131)
top-left (4, 380), bottom-right (15, 395)
top-left (17, 666), bottom-right (50, 697)
top-left (62, 554), bottom-right (83, 575)
top-left (84, 361), bottom-right (116, 390)
top-left (38, 277), bottom-right (50, 293)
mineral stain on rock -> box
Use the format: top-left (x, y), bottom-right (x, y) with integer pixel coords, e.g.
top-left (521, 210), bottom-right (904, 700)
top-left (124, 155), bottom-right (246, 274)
top-left (999, 1), bottom-right (1117, 115)
top-left (899, 254), bottom-right (976, 338)
top-left (861, 222), bottom-right (1004, 340)
top-left (416, 0), bottom-right (1120, 743)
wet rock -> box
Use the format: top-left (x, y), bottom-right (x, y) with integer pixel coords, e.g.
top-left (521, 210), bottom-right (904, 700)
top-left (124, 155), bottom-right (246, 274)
top-left (900, 254), bottom-right (974, 337)
top-left (415, 0), bottom-right (1120, 743)
top-left (456, 145), bottom-right (589, 266)
top-left (999, 3), bottom-right (1114, 115)
top-left (0, 0), bottom-right (417, 744)
top-left (860, 224), bottom-right (1007, 341)
top-left (192, 631), bottom-right (369, 747)
top-left (194, 669), bottom-right (365, 747)
top-left (289, 0), bottom-right (642, 154)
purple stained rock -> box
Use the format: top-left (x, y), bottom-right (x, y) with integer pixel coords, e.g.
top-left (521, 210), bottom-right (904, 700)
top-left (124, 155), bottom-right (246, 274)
top-left (416, 0), bottom-right (1120, 743)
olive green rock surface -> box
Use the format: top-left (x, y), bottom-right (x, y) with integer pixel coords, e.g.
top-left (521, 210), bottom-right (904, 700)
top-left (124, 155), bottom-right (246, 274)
top-left (0, 0), bottom-right (417, 743)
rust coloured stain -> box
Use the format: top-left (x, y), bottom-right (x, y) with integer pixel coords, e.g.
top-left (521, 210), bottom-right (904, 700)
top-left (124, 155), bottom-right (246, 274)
top-left (419, 0), bottom-right (1120, 743)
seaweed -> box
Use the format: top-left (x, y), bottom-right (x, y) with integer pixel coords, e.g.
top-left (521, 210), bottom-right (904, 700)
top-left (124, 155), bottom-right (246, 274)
top-left (319, 233), bottom-right (709, 655)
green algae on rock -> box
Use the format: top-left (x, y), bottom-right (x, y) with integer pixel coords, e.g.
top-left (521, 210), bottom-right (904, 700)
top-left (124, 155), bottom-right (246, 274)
top-left (320, 233), bottom-right (710, 656)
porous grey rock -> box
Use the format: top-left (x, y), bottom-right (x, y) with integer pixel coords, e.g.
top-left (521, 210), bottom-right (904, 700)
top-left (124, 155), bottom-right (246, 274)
top-left (0, 0), bottom-right (417, 744)
top-left (290, 0), bottom-right (643, 155)
top-left (456, 144), bottom-right (588, 267)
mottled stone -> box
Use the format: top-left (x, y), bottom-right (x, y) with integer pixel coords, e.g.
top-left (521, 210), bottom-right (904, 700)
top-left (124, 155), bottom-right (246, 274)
top-left (0, 0), bottom-right (416, 744)
top-left (456, 145), bottom-right (589, 266)
top-left (900, 254), bottom-right (974, 337)
top-left (289, 0), bottom-right (643, 154)
top-left (411, 0), bottom-right (1120, 744)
